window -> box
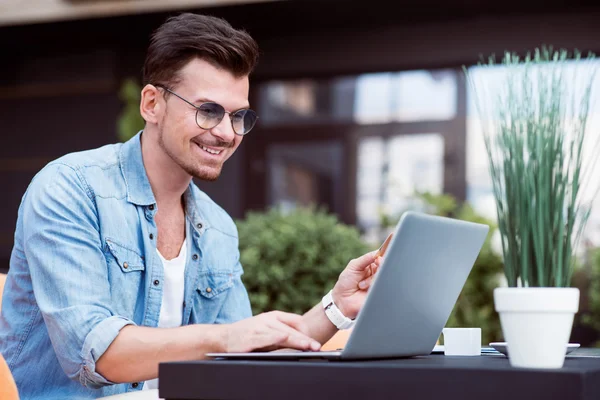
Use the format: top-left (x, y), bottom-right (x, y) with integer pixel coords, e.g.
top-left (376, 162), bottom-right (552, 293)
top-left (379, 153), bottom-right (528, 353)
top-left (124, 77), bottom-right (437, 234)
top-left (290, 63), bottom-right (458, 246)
top-left (355, 70), bottom-right (457, 124)
top-left (357, 134), bottom-right (445, 240)
top-left (258, 70), bottom-right (457, 126)
top-left (253, 68), bottom-right (462, 230)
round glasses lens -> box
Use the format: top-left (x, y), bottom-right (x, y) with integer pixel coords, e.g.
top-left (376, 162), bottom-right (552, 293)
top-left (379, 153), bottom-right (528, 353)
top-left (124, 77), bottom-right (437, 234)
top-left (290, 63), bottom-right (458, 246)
top-left (196, 103), bottom-right (225, 129)
top-left (232, 109), bottom-right (258, 135)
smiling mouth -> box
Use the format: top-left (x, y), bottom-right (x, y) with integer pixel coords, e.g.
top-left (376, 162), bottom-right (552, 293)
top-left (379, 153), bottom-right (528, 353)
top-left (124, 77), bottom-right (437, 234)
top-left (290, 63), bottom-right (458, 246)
top-left (197, 144), bottom-right (223, 155)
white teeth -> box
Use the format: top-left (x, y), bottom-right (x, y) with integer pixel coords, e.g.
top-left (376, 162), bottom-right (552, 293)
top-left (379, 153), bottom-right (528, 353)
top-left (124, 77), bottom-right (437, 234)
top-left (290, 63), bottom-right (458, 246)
top-left (200, 145), bottom-right (222, 155)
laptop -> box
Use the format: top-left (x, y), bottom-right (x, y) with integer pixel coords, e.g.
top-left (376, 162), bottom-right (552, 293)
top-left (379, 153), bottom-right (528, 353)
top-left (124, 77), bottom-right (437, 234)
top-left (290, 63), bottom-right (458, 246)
top-left (207, 211), bottom-right (489, 360)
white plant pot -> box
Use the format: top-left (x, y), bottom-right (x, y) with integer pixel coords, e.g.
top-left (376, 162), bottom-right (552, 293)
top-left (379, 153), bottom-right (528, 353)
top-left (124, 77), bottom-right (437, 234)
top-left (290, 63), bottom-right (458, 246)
top-left (494, 287), bottom-right (579, 369)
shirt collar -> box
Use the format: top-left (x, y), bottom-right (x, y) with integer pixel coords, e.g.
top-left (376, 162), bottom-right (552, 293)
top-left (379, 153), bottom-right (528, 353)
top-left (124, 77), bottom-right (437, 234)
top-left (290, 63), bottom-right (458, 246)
top-left (184, 184), bottom-right (211, 232)
top-left (119, 131), bottom-right (156, 206)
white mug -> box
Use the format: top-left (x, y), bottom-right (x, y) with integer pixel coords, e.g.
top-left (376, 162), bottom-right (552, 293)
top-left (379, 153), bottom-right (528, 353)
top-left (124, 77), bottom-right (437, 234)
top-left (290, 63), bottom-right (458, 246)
top-left (442, 327), bottom-right (481, 356)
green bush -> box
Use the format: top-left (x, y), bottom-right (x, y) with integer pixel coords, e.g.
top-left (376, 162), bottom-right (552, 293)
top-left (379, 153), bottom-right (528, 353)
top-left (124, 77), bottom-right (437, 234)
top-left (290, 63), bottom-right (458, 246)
top-left (117, 78), bottom-right (145, 142)
top-left (443, 202), bottom-right (505, 344)
top-left (237, 207), bottom-right (371, 315)
top-left (380, 192), bottom-right (505, 344)
top-left (582, 249), bottom-right (600, 344)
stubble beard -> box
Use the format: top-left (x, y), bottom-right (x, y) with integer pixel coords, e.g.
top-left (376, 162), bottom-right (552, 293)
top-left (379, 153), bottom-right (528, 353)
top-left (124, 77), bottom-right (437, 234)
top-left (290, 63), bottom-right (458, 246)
top-left (158, 126), bottom-right (223, 182)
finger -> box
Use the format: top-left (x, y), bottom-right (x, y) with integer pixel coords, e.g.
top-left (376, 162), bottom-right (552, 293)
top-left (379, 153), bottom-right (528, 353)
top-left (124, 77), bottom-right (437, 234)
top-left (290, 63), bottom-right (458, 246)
top-left (347, 251), bottom-right (378, 272)
top-left (265, 311), bottom-right (320, 350)
top-left (230, 314), bottom-right (313, 353)
top-left (364, 262), bottom-right (376, 278)
top-left (364, 264), bottom-right (373, 278)
top-left (270, 311), bottom-right (309, 334)
top-left (242, 325), bottom-right (290, 353)
top-left (268, 319), bottom-right (321, 351)
top-left (358, 275), bottom-right (374, 290)
top-left (368, 257), bottom-right (382, 278)
top-left (371, 262), bottom-right (380, 276)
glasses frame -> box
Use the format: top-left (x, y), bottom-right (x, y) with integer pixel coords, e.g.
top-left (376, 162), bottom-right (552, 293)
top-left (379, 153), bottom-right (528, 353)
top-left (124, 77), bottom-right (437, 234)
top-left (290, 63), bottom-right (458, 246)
top-left (154, 84), bottom-right (257, 136)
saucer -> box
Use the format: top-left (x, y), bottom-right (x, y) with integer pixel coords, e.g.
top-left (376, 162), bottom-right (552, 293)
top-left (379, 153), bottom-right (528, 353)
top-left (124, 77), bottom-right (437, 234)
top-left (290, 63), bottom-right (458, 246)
top-left (489, 342), bottom-right (580, 356)
top-left (431, 345), bottom-right (500, 354)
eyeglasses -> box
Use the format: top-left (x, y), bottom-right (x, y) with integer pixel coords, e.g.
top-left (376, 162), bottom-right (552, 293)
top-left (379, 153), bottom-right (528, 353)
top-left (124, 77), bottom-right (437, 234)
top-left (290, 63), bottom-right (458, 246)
top-left (155, 84), bottom-right (258, 136)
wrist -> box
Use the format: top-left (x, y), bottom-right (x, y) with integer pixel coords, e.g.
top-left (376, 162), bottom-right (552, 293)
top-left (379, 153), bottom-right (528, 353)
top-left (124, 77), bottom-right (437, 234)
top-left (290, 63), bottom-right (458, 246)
top-left (198, 324), bottom-right (228, 355)
top-left (331, 288), bottom-right (355, 319)
top-left (322, 290), bottom-right (355, 330)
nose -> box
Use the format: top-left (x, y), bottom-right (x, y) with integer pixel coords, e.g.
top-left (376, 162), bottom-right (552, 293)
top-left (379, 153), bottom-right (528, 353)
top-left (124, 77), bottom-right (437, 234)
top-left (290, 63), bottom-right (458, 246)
top-left (210, 113), bottom-right (236, 143)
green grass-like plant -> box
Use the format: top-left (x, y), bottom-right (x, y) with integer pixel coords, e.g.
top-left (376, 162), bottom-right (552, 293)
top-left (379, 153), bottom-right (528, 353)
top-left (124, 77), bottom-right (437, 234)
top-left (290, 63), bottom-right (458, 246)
top-left (466, 47), bottom-right (598, 287)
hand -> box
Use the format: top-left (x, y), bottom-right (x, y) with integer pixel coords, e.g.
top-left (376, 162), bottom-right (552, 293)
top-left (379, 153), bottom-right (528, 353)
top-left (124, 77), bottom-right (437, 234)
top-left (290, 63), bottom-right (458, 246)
top-left (221, 311), bottom-right (322, 353)
top-left (331, 251), bottom-right (382, 319)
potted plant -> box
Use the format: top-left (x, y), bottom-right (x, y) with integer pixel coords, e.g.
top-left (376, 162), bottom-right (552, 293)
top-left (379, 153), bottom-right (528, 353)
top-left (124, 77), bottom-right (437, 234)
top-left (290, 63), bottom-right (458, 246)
top-left (466, 47), bottom-right (598, 368)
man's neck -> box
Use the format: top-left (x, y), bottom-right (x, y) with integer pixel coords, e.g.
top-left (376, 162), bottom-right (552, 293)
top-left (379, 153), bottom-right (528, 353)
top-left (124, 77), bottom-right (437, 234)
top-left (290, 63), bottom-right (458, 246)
top-left (140, 131), bottom-right (191, 207)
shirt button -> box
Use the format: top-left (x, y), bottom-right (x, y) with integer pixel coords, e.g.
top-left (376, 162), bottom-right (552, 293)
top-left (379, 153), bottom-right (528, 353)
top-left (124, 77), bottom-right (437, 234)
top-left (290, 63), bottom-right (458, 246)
top-left (206, 287), bottom-right (212, 293)
top-left (123, 262), bottom-right (129, 269)
top-left (132, 382), bottom-right (139, 388)
top-left (149, 233), bottom-right (154, 240)
top-left (149, 204), bottom-right (155, 210)
top-left (196, 223), bottom-right (203, 229)
top-left (154, 280), bottom-right (160, 286)
top-left (192, 254), bottom-right (198, 261)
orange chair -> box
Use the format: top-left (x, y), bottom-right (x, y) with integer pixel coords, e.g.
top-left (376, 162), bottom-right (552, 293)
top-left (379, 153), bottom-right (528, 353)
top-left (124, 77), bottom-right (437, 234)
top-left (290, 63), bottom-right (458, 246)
top-left (321, 328), bottom-right (440, 351)
top-left (0, 353), bottom-right (19, 400)
top-left (322, 329), bottom-right (352, 351)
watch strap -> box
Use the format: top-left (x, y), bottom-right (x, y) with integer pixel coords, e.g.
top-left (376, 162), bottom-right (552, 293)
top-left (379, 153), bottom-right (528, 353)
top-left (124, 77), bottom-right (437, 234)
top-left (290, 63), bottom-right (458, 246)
top-left (322, 290), bottom-right (355, 330)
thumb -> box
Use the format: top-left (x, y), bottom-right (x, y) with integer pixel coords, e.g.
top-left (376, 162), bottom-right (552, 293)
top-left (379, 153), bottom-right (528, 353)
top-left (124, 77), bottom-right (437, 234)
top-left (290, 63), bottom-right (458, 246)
top-left (348, 251), bottom-right (377, 272)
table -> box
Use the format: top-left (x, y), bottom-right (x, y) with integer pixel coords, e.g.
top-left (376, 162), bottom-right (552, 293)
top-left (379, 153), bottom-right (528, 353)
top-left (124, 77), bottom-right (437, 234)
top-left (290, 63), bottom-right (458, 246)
top-left (158, 348), bottom-right (600, 400)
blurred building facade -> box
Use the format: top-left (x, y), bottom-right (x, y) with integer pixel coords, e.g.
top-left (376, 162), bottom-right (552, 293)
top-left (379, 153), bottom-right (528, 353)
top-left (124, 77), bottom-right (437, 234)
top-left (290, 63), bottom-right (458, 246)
top-left (2, 0), bottom-right (600, 269)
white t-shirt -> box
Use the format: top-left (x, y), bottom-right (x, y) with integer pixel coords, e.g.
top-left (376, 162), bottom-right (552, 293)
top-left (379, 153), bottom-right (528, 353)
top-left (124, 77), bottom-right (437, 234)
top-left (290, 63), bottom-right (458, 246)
top-left (143, 238), bottom-right (187, 391)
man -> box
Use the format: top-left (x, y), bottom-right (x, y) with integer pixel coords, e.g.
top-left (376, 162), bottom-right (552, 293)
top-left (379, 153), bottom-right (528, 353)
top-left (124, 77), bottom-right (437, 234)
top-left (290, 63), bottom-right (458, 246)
top-left (0, 13), bottom-right (380, 399)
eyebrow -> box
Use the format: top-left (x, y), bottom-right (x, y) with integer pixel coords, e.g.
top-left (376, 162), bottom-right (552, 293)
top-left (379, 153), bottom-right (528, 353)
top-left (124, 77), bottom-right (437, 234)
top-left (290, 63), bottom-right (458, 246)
top-left (192, 97), bottom-right (251, 111)
top-left (193, 97), bottom-right (214, 104)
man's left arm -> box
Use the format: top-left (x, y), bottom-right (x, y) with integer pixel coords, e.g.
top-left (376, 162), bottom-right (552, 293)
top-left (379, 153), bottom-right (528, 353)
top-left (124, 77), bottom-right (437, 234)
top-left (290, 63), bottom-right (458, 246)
top-left (301, 251), bottom-right (380, 344)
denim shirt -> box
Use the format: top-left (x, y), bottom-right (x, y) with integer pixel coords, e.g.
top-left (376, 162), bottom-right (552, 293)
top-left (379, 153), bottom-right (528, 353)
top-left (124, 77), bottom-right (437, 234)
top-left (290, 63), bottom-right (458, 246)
top-left (0, 132), bottom-right (252, 399)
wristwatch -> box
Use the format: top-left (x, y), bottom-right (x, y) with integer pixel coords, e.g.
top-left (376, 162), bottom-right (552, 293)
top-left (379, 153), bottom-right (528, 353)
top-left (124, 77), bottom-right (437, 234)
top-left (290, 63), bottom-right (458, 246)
top-left (322, 290), bottom-right (355, 330)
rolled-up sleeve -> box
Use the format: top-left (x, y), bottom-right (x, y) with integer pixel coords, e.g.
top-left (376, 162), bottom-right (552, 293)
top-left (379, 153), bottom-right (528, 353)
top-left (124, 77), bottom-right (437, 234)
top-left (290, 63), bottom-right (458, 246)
top-left (22, 163), bottom-right (133, 388)
top-left (80, 316), bottom-right (135, 388)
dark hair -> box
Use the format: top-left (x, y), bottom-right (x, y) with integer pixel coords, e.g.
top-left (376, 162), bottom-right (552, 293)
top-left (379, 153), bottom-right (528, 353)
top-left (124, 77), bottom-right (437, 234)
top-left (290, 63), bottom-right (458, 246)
top-left (142, 13), bottom-right (259, 88)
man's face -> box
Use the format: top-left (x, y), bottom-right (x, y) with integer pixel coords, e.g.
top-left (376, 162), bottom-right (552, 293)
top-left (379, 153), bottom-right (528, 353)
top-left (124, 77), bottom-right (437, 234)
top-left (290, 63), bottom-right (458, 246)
top-left (157, 58), bottom-right (250, 181)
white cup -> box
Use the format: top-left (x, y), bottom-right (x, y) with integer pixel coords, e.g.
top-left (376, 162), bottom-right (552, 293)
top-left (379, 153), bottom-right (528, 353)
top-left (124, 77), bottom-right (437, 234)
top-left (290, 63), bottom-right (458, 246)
top-left (442, 328), bottom-right (481, 356)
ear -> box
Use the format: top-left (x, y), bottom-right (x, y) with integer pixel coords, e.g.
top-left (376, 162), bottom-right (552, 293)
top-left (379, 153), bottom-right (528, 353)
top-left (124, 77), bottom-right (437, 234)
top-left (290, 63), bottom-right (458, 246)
top-left (140, 84), bottom-right (163, 124)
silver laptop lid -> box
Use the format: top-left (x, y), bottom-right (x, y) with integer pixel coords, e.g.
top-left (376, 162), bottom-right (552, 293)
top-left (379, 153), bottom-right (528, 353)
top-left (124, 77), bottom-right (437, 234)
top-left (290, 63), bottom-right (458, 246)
top-left (341, 211), bottom-right (488, 359)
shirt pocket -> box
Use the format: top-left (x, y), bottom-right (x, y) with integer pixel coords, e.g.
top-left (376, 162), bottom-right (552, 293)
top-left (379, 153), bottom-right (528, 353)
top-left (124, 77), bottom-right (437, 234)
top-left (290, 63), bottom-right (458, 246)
top-left (105, 238), bottom-right (146, 273)
top-left (196, 272), bottom-right (234, 299)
